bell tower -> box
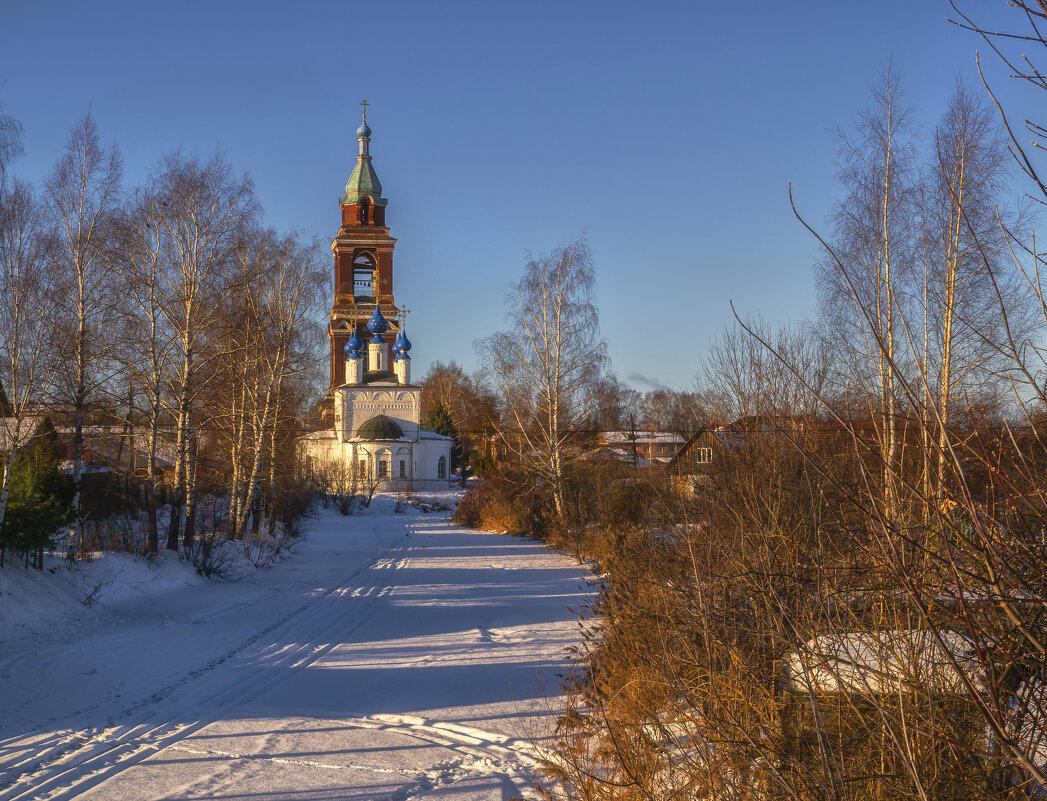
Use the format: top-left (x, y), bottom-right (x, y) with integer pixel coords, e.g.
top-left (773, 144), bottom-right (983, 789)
top-left (327, 101), bottom-right (400, 390)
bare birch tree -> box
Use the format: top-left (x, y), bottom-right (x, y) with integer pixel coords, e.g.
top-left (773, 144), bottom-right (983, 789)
top-left (114, 183), bottom-right (176, 553)
top-left (814, 66), bottom-right (918, 520)
top-left (153, 151), bottom-right (255, 551)
top-left (0, 101), bottom-right (23, 183)
top-left (477, 239), bottom-right (606, 520)
top-left (0, 179), bottom-right (59, 532)
top-left (922, 82), bottom-right (1027, 499)
top-left (44, 114), bottom-right (122, 561)
top-left (221, 227), bottom-right (323, 539)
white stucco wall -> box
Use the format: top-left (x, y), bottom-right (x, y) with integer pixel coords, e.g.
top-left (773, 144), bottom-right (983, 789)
top-left (301, 381), bottom-right (453, 491)
top-left (340, 382), bottom-right (421, 442)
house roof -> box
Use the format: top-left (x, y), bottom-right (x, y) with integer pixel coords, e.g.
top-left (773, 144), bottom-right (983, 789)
top-left (419, 430), bottom-right (453, 441)
top-left (598, 431), bottom-right (686, 445)
top-left (666, 425), bottom-right (738, 470)
top-left (783, 629), bottom-right (978, 695)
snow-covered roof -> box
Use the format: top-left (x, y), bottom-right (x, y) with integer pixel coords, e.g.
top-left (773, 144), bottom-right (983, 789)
top-left (0, 418), bottom-right (177, 470)
top-left (599, 431), bottom-right (685, 445)
top-left (419, 429), bottom-right (453, 440)
top-left (300, 429), bottom-right (338, 441)
top-left (59, 460), bottom-right (114, 476)
top-left (784, 629), bottom-right (978, 695)
top-left (0, 415), bottom-right (48, 450)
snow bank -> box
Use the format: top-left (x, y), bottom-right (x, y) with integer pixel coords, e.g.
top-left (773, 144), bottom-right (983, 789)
top-left (0, 550), bottom-right (202, 653)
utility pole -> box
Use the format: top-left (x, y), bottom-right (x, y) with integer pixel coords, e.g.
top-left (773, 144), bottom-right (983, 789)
top-left (630, 413), bottom-right (638, 469)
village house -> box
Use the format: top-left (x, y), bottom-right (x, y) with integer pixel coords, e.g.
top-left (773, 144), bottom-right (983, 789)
top-left (596, 430), bottom-right (686, 467)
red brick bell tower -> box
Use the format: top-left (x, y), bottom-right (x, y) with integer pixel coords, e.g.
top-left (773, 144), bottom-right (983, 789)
top-left (327, 101), bottom-right (400, 391)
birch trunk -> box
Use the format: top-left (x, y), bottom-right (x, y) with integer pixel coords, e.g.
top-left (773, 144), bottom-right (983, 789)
top-left (235, 374), bottom-right (277, 538)
top-left (146, 401), bottom-right (160, 552)
top-left (264, 373), bottom-right (285, 523)
top-left (167, 395), bottom-right (188, 551)
top-left (183, 432), bottom-right (197, 550)
top-left (0, 446), bottom-right (18, 536)
top-left (936, 148), bottom-right (965, 501)
top-left (227, 376), bottom-right (248, 537)
top-left (881, 121), bottom-right (899, 521)
top-left (68, 376), bottom-right (84, 561)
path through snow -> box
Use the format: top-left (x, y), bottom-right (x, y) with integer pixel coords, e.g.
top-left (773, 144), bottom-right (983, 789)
top-left (0, 496), bottom-right (592, 800)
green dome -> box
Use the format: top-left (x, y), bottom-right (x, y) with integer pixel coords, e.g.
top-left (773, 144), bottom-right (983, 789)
top-left (357, 414), bottom-right (404, 441)
top-left (344, 158), bottom-right (384, 204)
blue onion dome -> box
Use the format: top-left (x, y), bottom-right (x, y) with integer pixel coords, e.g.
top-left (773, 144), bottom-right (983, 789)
top-left (393, 329), bottom-right (412, 361)
top-left (391, 329), bottom-right (405, 357)
top-left (367, 303), bottom-right (389, 335)
top-left (357, 120), bottom-right (372, 137)
top-left (344, 328), bottom-right (363, 357)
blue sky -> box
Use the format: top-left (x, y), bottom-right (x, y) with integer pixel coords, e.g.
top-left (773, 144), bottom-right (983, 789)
top-left (0, 1), bottom-right (1032, 390)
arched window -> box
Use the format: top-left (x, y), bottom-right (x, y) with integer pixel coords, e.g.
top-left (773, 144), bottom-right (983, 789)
top-left (437, 455), bottom-right (447, 480)
top-left (375, 448), bottom-right (391, 479)
top-left (353, 253), bottom-right (375, 300)
top-left (359, 198), bottom-right (370, 225)
top-left (399, 460), bottom-right (407, 478)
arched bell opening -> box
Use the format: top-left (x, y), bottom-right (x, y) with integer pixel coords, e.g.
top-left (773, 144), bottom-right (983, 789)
top-left (353, 253), bottom-right (376, 301)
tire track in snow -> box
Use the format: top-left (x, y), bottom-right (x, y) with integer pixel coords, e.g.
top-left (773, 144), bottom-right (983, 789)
top-left (146, 713), bottom-right (544, 801)
top-left (0, 587), bottom-right (283, 728)
top-left (361, 714), bottom-right (544, 799)
top-left (0, 544), bottom-right (404, 798)
top-left (0, 520), bottom-right (416, 801)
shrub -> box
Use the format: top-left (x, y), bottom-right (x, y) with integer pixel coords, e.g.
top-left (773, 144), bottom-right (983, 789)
top-left (453, 470), bottom-right (550, 538)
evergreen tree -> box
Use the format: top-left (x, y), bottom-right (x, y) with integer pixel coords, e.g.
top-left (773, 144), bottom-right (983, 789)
top-left (1, 419), bottom-right (72, 568)
top-left (421, 402), bottom-right (465, 475)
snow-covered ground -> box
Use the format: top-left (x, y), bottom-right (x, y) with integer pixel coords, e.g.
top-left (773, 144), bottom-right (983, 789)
top-left (0, 493), bottom-right (592, 800)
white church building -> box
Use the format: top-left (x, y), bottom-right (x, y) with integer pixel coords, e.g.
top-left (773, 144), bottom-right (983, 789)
top-left (300, 106), bottom-right (453, 491)
top-left (301, 304), bottom-right (453, 491)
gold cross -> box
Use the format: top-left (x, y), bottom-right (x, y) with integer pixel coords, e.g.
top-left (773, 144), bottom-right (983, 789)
top-left (397, 306), bottom-right (412, 326)
top-left (360, 99), bottom-right (369, 120)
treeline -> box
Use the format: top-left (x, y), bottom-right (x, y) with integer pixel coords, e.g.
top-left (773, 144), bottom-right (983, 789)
top-left (455, 5), bottom-right (1047, 799)
top-left (0, 112), bottom-right (326, 568)
top-left (416, 358), bottom-right (703, 483)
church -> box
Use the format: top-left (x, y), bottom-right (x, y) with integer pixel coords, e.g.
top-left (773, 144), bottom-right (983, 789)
top-left (301, 106), bottom-right (453, 491)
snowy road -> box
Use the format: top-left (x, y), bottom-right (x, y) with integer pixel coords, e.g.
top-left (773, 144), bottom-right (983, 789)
top-left (0, 498), bottom-right (591, 800)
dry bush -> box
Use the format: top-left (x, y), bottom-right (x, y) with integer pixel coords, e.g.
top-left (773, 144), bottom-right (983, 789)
top-left (539, 426), bottom-right (1014, 799)
top-left (270, 471), bottom-right (314, 527)
top-left (453, 469), bottom-right (551, 538)
top-left (78, 511), bottom-right (150, 555)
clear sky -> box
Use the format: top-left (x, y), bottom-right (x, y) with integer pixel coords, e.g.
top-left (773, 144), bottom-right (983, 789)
top-left (0, 1), bottom-right (1033, 391)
